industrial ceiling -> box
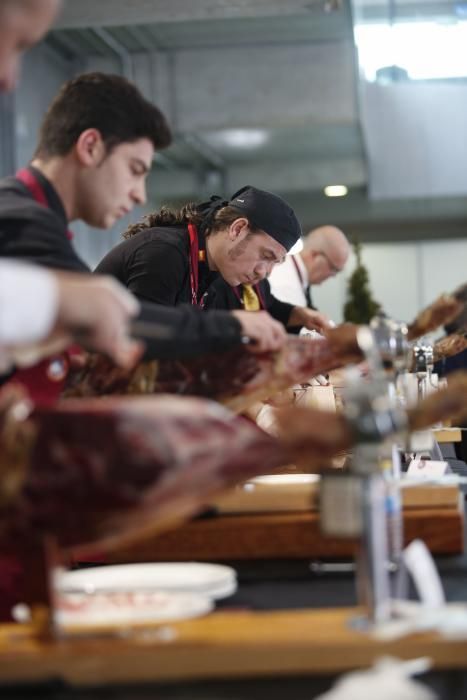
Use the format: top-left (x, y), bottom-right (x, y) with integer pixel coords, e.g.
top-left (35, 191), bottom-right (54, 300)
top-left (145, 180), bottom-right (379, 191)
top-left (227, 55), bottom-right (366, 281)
top-left (42, 0), bottom-right (467, 241)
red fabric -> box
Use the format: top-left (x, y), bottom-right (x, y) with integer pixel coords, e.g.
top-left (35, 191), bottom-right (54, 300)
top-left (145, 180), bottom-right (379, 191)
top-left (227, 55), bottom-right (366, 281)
top-left (0, 554), bottom-right (23, 621)
top-left (12, 357), bottom-right (69, 406)
top-left (187, 223), bottom-right (207, 308)
top-left (11, 345), bottom-right (82, 407)
top-left (15, 168), bottom-right (74, 240)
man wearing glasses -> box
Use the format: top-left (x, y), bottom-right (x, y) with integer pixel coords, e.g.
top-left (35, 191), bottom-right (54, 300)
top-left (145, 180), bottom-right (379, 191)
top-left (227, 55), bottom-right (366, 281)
top-left (269, 225), bottom-right (350, 310)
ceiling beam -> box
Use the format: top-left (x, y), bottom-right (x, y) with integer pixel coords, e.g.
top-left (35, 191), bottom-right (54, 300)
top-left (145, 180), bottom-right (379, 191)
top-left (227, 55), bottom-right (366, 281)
top-left (55, 0), bottom-right (329, 29)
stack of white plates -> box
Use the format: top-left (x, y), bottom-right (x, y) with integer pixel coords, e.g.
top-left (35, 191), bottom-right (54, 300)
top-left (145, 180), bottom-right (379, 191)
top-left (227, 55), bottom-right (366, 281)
top-left (55, 562), bottom-right (237, 601)
top-left (54, 563), bottom-right (237, 628)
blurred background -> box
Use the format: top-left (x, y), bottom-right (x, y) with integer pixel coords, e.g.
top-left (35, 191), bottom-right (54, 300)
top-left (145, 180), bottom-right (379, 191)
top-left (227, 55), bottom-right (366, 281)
top-left (1, 0), bottom-right (466, 321)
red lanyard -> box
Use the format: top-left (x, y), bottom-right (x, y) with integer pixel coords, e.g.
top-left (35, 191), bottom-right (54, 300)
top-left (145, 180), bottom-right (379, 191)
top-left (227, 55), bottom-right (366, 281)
top-left (12, 168), bottom-right (77, 405)
top-left (291, 255), bottom-right (306, 288)
top-left (187, 222), bottom-right (207, 307)
top-left (231, 283), bottom-right (265, 310)
top-left (16, 168), bottom-right (74, 241)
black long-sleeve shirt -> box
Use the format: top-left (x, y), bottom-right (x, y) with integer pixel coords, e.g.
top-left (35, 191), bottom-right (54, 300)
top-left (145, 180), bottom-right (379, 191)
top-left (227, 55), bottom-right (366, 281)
top-left (0, 168), bottom-right (242, 359)
top-left (96, 225), bottom-right (217, 306)
top-left (0, 167), bottom-right (88, 272)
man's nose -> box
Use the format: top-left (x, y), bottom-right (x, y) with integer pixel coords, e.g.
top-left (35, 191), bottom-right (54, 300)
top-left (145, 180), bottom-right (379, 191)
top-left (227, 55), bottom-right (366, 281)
top-left (0, 59), bottom-right (18, 92)
top-left (132, 180), bottom-right (147, 206)
top-left (254, 261), bottom-right (269, 279)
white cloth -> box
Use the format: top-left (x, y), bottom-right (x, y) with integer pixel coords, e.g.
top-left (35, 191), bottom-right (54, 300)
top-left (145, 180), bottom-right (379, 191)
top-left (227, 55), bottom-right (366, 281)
top-left (269, 253), bottom-right (308, 307)
top-left (0, 261), bottom-right (58, 345)
top-left (315, 657), bottom-right (436, 700)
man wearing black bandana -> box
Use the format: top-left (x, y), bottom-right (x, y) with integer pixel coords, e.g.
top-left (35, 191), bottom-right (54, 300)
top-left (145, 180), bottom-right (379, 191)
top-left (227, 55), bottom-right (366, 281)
top-left (97, 185), bottom-right (299, 308)
top-left (97, 186), bottom-right (329, 334)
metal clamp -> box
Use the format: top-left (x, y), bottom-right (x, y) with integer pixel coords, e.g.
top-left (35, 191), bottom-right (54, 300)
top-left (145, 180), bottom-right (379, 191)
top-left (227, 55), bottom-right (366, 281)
top-left (412, 343), bottom-right (434, 373)
top-left (369, 313), bottom-right (411, 371)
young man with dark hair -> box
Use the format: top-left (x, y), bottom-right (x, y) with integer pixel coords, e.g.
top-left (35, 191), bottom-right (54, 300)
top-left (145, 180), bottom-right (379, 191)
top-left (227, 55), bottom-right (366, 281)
top-left (0, 71), bottom-right (172, 267)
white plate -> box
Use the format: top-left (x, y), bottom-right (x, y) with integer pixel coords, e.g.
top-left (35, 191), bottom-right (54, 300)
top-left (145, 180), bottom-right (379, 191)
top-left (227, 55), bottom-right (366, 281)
top-left (55, 562), bottom-right (237, 600)
top-left (249, 474), bottom-right (320, 486)
top-left (55, 589), bottom-right (213, 628)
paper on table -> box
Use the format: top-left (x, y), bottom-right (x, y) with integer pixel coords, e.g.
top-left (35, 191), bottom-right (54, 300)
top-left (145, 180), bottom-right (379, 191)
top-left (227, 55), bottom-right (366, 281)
top-left (403, 539), bottom-right (445, 608)
top-left (314, 656), bottom-right (435, 700)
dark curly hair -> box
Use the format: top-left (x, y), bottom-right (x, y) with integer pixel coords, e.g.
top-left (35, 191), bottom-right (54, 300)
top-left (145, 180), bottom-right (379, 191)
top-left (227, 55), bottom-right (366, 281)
top-left (123, 203), bottom-right (260, 239)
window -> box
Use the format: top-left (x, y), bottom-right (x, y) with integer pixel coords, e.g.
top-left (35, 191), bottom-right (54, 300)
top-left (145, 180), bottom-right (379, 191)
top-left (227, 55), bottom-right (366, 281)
top-left (354, 21), bottom-right (467, 82)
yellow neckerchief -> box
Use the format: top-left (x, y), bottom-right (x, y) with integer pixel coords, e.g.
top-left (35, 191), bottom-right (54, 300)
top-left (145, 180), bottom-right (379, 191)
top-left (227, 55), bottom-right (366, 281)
top-left (242, 284), bottom-right (261, 311)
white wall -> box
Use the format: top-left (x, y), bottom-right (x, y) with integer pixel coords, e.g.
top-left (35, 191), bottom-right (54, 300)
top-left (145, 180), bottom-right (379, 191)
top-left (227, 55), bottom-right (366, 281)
top-left (313, 237), bottom-right (467, 326)
top-left (71, 203), bottom-right (155, 270)
top-left (361, 81), bottom-right (467, 200)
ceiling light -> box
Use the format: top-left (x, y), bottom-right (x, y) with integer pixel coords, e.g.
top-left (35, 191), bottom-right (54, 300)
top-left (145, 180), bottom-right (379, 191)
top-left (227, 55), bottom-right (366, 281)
top-left (324, 185), bottom-right (348, 197)
top-left (218, 129), bottom-right (269, 149)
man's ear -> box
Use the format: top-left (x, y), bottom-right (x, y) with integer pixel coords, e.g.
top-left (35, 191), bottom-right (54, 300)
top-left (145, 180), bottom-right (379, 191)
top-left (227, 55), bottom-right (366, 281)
top-left (75, 128), bottom-right (106, 166)
top-left (228, 217), bottom-right (250, 241)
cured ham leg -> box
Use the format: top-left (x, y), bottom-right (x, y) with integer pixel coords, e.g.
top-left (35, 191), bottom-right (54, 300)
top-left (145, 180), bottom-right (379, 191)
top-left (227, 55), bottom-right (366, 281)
top-left (65, 327), bottom-right (362, 413)
top-left (447, 282), bottom-right (467, 333)
top-left (432, 333), bottom-right (467, 364)
top-left (64, 284), bottom-right (467, 412)
top-left (0, 394), bottom-right (287, 557)
top-left (2, 373), bottom-right (467, 556)
top-left (408, 370), bottom-right (467, 430)
top-left (407, 289), bottom-right (464, 340)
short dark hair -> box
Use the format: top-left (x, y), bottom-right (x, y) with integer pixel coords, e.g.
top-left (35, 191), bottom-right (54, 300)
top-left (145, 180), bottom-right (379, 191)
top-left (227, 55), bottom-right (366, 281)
top-left (35, 72), bottom-right (172, 158)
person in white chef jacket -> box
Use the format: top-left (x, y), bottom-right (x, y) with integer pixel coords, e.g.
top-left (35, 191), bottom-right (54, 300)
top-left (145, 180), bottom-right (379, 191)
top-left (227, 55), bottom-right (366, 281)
top-left (256, 226), bottom-right (350, 434)
top-left (269, 225), bottom-right (350, 311)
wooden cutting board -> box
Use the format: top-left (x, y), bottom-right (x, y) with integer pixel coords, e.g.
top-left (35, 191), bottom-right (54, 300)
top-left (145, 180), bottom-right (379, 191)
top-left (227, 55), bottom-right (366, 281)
top-left (212, 478), bottom-right (461, 514)
top-left (102, 479), bottom-right (464, 563)
top-left (1, 607), bottom-right (467, 685)
top-left (433, 427), bottom-right (462, 443)
top-left (105, 501), bottom-right (464, 563)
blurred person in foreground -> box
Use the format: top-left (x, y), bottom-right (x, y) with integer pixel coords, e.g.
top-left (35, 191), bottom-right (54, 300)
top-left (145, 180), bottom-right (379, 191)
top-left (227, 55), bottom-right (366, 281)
top-left (0, 0), bottom-right (143, 370)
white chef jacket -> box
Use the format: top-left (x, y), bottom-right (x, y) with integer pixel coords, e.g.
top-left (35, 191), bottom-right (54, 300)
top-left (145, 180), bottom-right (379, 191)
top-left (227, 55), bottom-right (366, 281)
top-left (269, 253), bottom-right (309, 308)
